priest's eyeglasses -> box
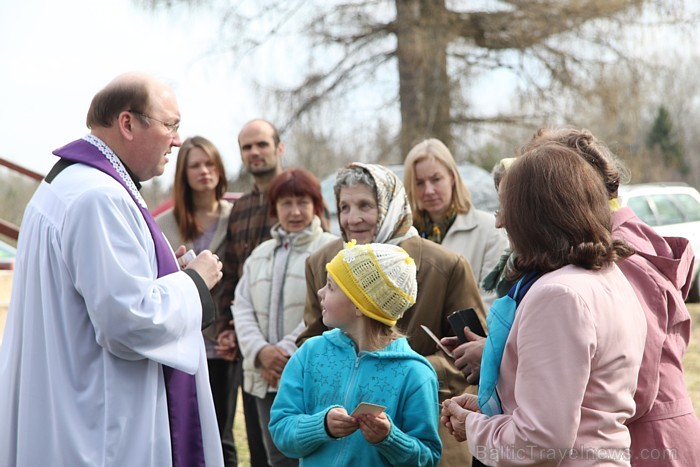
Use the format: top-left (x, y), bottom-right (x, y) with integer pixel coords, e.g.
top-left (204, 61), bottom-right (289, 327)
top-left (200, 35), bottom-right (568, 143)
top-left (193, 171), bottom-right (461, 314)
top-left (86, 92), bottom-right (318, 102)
top-left (128, 110), bottom-right (180, 135)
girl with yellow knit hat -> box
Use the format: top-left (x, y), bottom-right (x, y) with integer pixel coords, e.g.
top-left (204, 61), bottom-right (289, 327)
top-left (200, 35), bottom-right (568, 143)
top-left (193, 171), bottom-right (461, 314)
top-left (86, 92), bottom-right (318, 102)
top-left (269, 241), bottom-right (442, 466)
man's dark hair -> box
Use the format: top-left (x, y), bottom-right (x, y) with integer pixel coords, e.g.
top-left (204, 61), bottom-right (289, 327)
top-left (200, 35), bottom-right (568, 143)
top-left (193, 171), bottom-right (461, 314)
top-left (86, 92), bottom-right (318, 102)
top-left (86, 80), bottom-right (150, 128)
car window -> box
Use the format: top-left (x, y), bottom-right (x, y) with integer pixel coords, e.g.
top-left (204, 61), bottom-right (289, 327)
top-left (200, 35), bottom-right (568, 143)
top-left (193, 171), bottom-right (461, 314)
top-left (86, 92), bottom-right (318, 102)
top-left (627, 197), bottom-right (657, 226)
top-left (672, 194), bottom-right (700, 222)
top-left (650, 194), bottom-right (685, 225)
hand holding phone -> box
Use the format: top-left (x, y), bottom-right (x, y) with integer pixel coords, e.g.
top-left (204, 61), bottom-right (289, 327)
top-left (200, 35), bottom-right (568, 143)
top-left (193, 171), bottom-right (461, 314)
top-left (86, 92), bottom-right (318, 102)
top-left (447, 308), bottom-right (486, 343)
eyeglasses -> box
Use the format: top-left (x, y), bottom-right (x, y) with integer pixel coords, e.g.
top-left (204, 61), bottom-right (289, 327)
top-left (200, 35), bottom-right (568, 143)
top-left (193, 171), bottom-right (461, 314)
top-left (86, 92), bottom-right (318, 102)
top-left (128, 110), bottom-right (180, 135)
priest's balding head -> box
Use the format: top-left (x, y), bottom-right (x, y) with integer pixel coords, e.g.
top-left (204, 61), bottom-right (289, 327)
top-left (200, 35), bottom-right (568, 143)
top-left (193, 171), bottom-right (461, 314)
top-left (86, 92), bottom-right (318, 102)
top-left (87, 72), bottom-right (182, 182)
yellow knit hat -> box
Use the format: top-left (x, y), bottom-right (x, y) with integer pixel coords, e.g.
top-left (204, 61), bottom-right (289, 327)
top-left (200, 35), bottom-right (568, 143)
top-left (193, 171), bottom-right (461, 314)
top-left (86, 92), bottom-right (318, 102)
top-left (326, 241), bottom-right (418, 326)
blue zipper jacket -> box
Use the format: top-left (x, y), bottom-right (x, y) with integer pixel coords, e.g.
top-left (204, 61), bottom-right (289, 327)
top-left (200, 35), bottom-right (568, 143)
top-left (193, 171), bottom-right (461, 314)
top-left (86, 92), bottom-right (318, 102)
top-left (269, 328), bottom-right (441, 466)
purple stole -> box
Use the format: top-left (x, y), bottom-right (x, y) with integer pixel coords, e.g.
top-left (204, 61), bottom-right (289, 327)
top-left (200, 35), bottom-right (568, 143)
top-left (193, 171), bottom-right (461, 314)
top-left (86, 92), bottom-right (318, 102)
top-left (53, 137), bottom-right (206, 467)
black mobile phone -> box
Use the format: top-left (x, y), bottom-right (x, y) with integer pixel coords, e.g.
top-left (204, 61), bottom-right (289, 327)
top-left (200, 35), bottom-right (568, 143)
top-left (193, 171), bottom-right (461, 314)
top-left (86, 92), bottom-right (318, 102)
top-left (447, 308), bottom-right (486, 343)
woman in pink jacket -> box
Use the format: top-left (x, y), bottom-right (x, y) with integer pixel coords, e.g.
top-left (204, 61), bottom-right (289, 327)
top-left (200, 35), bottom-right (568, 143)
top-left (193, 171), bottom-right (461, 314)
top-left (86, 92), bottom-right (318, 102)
top-left (520, 127), bottom-right (700, 466)
top-left (442, 143), bottom-right (647, 466)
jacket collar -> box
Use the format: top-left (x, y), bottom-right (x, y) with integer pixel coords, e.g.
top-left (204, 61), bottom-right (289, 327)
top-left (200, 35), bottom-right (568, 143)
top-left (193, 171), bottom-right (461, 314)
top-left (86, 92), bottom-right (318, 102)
top-left (448, 209), bottom-right (478, 233)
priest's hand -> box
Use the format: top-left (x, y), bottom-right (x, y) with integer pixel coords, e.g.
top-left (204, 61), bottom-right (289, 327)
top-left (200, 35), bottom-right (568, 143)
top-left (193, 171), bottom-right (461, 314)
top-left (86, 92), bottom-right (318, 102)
top-left (174, 245), bottom-right (188, 262)
top-left (186, 250), bottom-right (223, 290)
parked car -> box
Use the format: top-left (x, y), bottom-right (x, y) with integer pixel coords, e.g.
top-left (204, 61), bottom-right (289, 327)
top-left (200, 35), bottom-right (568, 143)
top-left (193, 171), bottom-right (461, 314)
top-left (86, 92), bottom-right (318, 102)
top-left (320, 162), bottom-right (500, 236)
top-left (618, 183), bottom-right (700, 302)
top-left (0, 240), bottom-right (16, 271)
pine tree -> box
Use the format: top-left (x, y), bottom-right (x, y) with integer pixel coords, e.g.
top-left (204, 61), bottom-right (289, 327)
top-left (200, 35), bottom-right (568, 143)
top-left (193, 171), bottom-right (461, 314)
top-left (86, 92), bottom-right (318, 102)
top-left (646, 106), bottom-right (688, 174)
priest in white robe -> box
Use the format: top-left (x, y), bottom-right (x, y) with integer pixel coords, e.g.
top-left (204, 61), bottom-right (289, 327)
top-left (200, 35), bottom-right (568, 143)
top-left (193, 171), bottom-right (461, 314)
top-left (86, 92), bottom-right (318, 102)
top-left (0, 72), bottom-right (224, 467)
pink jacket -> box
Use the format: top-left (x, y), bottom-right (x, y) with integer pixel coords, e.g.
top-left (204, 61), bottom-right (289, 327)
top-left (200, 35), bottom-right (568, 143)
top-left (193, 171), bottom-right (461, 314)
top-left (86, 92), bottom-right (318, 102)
top-left (612, 207), bottom-right (700, 466)
top-left (467, 264), bottom-right (646, 466)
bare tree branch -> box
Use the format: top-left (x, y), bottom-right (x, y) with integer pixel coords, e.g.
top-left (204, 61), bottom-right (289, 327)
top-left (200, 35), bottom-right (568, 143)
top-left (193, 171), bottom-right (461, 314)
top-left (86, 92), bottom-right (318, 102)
top-left (141, 0), bottom-right (697, 162)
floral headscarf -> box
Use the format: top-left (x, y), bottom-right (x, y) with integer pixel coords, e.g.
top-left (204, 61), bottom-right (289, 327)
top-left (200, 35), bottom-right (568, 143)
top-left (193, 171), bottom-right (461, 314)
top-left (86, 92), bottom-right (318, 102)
top-left (339, 162), bottom-right (418, 245)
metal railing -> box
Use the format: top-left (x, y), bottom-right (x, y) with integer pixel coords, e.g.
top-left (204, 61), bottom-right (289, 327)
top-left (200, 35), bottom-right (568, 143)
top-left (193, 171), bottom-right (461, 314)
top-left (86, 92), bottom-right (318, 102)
top-left (0, 157), bottom-right (44, 241)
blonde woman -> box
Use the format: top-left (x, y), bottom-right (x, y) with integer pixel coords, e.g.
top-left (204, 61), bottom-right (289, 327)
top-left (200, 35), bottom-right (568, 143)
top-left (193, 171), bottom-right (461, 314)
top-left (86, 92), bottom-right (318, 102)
top-left (403, 139), bottom-right (508, 309)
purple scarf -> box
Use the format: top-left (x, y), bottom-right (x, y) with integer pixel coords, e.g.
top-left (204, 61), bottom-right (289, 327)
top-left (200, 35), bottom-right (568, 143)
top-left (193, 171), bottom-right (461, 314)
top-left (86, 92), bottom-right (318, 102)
top-left (53, 136), bottom-right (206, 467)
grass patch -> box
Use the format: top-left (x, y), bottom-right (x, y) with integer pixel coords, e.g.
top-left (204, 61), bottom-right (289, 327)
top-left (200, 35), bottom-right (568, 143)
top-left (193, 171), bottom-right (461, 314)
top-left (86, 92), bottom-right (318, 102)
top-left (684, 303), bottom-right (700, 417)
top-left (233, 397), bottom-right (250, 465)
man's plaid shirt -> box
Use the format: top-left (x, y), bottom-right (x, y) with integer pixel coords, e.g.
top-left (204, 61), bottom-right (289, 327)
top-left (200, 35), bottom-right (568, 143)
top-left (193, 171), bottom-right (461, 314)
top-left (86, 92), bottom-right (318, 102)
top-left (217, 185), bottom-right (277, 325)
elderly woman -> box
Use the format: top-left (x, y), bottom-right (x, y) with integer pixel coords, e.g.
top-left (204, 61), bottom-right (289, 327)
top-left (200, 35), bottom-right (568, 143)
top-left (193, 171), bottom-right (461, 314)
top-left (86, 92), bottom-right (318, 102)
top-left (297, 162), bottom-right (485, 466)
top-left (520, 127), bottom-right (700, 466)
top-left (442, 144), bottom-right (647, 466)
top-left (231, 168), bottom-right (337, 466)
top-left (403, 139), bottom-right (508, 309)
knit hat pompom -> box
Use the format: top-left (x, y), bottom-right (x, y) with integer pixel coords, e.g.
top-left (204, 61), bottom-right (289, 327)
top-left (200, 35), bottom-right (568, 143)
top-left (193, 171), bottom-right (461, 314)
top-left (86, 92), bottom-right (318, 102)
top-left (326, 241), bottom-right (417, 326)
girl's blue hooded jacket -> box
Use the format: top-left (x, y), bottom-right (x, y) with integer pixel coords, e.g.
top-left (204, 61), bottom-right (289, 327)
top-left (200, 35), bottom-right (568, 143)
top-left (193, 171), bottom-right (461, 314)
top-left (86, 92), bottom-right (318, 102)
top-left (269, 328), bottom-right (442, 466)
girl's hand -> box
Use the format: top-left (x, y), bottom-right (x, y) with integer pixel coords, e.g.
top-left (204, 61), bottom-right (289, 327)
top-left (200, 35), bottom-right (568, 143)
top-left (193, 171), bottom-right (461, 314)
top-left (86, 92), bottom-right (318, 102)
top-left (326, 407), bottom-right (359, 438)
top-left (357, 412), bottom-right (390, 444)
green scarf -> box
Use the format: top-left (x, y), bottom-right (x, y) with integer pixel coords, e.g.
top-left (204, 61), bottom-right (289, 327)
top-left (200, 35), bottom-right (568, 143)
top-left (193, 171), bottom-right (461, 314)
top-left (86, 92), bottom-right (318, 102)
top-left (417, 206), bottom-right (457, 244)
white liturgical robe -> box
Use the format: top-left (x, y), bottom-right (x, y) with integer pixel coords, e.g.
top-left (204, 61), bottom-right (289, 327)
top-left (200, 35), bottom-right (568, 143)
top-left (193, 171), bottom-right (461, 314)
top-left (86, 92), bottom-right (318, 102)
top-left (0, 161), bottom-right (223, 466)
